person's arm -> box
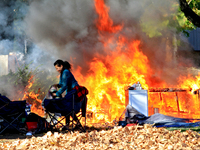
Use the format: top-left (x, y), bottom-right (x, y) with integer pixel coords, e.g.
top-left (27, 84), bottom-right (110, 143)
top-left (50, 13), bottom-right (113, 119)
top-left (54, 76), bottom-right (61, 88)
top-left (56, 70), bottom-right (70, 97)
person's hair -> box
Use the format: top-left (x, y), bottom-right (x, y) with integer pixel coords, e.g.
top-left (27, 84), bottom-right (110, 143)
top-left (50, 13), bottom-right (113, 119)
top-left (54, 59), bottom-right (72, 71)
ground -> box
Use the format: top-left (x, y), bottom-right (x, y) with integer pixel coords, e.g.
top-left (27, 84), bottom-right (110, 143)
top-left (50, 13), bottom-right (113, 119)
top-left (0, 132), bottom-right (45, 143)
top-left (0, 125), bottom-right (112, 143)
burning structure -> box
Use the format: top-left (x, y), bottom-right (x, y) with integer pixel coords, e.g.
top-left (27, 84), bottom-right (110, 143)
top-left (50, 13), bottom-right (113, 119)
top-left (71, 0), bottom-right (200, 124)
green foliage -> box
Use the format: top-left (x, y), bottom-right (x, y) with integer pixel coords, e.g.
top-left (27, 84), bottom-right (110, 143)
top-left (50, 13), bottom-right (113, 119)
top-left (176, 8), bottom-right (196, 36)
top-left (139, 1), bottom-right (180, 38)
top-left (176, 0), bottom-right (200, 36)
top-left (141, 20), bottom-right (169, 38)
top-left (188, 0), bottom-right (200, 11)
top-left (139, 0), bottom-right (200, 37)
top-left (14, 63), bottom-right (32, 88)
top-left (166, 125), bottom-right (200, 132)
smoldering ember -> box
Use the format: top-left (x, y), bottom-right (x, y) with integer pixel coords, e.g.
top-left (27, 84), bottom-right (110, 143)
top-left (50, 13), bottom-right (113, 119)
top-left (1, 0), bottom-right (200, 149)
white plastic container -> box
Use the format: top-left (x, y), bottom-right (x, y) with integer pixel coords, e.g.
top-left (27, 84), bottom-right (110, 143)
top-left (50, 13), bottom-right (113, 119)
top-left (125, 89), bottom-right (148, 117)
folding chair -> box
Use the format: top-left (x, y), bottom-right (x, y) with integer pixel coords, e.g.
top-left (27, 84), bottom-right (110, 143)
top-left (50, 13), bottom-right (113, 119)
top-left (43, 89), bottom-right (88, 132)
top-left (0, 94), bottom-right (26, 134)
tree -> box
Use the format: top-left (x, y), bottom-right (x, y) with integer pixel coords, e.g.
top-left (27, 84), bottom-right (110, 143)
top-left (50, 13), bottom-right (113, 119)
top-left (179, 0), bottom-right (200, 28)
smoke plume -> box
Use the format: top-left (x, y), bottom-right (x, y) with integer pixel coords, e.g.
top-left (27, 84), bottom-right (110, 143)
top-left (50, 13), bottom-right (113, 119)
top-left (24, 0), bottom-right (195, 86)
top-left (0, 0), bottom-right (197, 99)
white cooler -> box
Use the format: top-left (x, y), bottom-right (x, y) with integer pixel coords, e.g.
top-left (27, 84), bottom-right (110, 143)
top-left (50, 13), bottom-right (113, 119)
top-left (125, 89), bottom-right (148, 117)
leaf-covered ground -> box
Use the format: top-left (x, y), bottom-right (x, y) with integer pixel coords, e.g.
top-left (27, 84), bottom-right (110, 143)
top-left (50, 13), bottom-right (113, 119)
top-left (1, 124), bottom-right (200, 150)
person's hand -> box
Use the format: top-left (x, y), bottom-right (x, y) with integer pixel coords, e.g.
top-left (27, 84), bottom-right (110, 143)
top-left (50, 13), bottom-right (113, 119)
top-left (52, 93), bottom-right (57, 97)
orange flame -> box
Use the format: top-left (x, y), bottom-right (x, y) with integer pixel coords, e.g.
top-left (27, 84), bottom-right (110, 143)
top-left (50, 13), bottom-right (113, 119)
top-left (74, 0), bottom-right (151, 124)
top-left (21, 0), bottom-right (200, 124)
top-left (95, 0), bottom-right (123, 33)
top-left (22, 76), bottom-right (44, 117)
top-left (178, 74), bottom-right (200, 93)
top-left (73, 0), bottom-right (200, 125)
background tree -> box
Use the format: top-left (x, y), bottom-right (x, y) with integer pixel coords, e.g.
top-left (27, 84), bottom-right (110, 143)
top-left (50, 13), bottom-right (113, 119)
top-left (179, 0), bottom-right (200, 28)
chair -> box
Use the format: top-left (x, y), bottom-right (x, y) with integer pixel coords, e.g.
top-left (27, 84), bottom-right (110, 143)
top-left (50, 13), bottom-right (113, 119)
top-left (0, 94), bottom-right (26, 134)
top-left (43, 88), bottom-right (88, 132)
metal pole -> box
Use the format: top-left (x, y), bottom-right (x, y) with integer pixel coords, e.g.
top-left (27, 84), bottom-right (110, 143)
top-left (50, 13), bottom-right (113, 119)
top-left (176, 92), bottom-right (180, 116)
top-left (72, 93), bottom-right (74, 131)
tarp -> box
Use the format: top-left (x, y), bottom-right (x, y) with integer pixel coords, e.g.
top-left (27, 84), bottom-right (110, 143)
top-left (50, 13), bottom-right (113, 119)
top-left (138, 113), bottom-right (192, 127)
top-left (125, 104), bottom-right (200, 128)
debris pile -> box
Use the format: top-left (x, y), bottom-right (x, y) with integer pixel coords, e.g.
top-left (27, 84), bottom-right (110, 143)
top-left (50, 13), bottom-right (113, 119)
top-left (1, 124), bottom-right (200, 149)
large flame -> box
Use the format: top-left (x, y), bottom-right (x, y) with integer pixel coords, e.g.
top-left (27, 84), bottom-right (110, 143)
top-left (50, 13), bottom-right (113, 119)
top-left (74, 0), bottom-right (200, 124)
top-left (95, 0), bottom-right (122, 33)
top-left (22, 76), bottom-right (44, 117)
top-left (74, 0), bottom-right (150, 123)
top-left (21, 0), bottom-right (200, 124)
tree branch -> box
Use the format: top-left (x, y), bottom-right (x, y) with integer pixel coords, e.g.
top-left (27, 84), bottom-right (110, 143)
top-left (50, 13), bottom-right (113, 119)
top-left (179, 0), bottom-right (200, 27)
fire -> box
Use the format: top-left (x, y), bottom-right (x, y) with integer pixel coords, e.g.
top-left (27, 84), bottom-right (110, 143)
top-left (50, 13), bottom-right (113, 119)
top-left (20, 0), bottom-right (200, 124)
top-left (178, 74), bottom-right (200, 93)
top-left (80, 39), bottom-right (151, 123)
top-left (22, 75), bottom-right (44, 117)
top-left (94, 0), bottom-right (122, 33)
top-left (75, 0), bottom-right (150, 124)
top-left (74, 0), bottom-right (200, 124)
